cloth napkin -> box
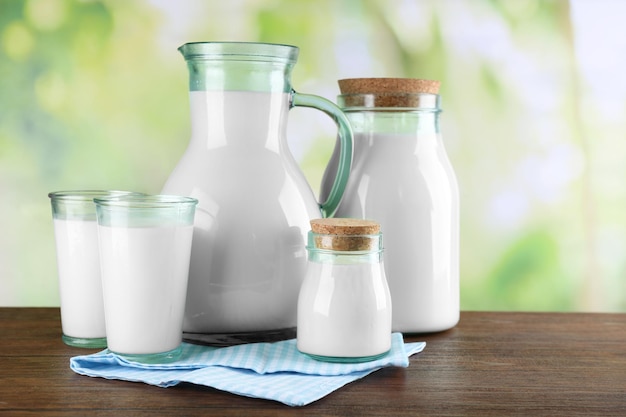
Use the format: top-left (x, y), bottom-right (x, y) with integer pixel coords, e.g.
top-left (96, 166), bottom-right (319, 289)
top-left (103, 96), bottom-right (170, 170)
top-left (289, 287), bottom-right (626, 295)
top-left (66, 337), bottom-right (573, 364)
top-left (70, 333), bottom-right (425, 406)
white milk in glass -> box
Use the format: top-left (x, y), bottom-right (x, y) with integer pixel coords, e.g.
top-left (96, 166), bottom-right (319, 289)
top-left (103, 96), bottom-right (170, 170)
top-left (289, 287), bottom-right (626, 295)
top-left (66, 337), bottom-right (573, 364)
top-left (98, 224), bottom-right (194, 355)
top-left (52, 219), bottom-right (106, 339)
top-left (297, 263), bottom-right (392, 358)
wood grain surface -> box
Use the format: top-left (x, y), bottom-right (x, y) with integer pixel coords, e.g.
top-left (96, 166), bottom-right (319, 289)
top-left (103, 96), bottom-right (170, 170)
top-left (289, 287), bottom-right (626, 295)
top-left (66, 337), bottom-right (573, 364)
top-left (1, 308), bottom-right (624, 416)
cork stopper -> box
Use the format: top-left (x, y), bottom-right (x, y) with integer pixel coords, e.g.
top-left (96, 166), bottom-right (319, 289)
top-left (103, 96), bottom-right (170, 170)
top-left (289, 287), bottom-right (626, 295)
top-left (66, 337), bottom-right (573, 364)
top-left (339, 78), bottom-right (440, 95)
top-left (310, 218), bottom-right (380, 251)
top-left (338, 78), bottom-right (440, 108)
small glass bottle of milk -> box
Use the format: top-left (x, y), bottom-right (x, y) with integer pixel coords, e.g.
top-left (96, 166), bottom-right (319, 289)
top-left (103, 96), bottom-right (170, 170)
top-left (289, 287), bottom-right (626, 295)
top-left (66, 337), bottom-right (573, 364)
top-left (297, 218), bottom-right (392, 362)
top-left (321, 78), bottom-right (460, 334)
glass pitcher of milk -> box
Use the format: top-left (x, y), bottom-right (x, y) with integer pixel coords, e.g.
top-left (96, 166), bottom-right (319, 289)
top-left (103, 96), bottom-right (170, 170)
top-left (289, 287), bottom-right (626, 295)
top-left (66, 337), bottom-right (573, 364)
top-left (161, 42), bottom-right (353, 343)
top-left (322, 78), bottom-right (459, 333)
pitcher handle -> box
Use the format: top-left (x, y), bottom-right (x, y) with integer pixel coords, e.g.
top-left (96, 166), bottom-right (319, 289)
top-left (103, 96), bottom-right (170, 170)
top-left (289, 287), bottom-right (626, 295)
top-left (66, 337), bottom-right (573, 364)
top-left (291, 90), bottom-right (353, 218)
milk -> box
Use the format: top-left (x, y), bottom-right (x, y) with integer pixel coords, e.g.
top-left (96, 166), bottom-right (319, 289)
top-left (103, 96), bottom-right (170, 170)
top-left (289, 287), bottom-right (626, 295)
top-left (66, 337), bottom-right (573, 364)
top-left (297, 262), bottom-right (392, 358)
top-left (162, 90), bottom-right (317, 334)
top-left (336, 131), bottom-right (460, 333)
top-left (52, 218), bottom-right (106, 339)
top-left (98, 224), bottom-right (193, 355)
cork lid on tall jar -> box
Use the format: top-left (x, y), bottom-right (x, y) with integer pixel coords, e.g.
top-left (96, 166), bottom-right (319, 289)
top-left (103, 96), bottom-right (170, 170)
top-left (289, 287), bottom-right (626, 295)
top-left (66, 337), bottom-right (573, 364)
top-left (338, 77), bottom-right (440, 108)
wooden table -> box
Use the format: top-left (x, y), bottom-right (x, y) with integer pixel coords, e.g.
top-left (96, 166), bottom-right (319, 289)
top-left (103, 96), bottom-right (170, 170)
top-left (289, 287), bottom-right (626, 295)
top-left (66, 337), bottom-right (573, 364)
top-left (1, 308), bottom-right (625, 416)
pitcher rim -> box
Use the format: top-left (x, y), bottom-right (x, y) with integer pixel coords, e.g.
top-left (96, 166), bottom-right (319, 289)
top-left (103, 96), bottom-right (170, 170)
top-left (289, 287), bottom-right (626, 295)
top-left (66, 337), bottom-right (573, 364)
top-left (179, 41), bottom-right (299, 63)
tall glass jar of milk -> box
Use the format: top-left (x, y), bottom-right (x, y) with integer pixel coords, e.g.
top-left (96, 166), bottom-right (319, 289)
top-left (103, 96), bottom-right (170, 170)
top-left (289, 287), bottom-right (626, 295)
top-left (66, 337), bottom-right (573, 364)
top-left (322, 78), bottom-right (460, 333)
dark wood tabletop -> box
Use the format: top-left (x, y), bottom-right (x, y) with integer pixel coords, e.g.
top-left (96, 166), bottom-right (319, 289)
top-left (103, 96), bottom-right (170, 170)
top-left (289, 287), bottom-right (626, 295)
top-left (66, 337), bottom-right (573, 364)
top-left (1, 308), bottom-right (625, 416)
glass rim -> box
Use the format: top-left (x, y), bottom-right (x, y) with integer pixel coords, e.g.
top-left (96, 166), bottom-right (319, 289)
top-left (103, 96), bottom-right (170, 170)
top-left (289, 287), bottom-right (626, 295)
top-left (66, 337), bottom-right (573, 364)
top-left (93, 194), bottom-right (198, 209)
top-left (48, 190), bottom-right (139, 201)
top-left (306, 245), bottom-right (384, 256)
top-left (179, 41), bottom-right (299, 63)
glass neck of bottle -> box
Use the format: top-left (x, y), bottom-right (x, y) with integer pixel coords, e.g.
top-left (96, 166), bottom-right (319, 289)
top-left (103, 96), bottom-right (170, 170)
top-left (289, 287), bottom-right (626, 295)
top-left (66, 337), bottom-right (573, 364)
top-left (345, 111), bottom-right (440, 136)
top-left (339, 93), bottom-right (441, 136)
top-left (307, 250), bottom-right (383, 264)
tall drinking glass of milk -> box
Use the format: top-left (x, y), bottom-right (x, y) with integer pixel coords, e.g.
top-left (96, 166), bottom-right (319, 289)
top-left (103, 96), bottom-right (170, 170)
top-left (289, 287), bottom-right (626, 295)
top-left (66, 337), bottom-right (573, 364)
top-left (94, 194), bottom-right (197, 363)
top-left (322, 78), bottom-right (460, 333)
top-left (48, 190), bottom-right (139, 348)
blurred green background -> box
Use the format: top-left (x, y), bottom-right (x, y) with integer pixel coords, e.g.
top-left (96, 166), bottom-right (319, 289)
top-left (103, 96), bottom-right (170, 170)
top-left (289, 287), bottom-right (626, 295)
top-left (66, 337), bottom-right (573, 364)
top-left (1, 0), bottom-right (625, 312)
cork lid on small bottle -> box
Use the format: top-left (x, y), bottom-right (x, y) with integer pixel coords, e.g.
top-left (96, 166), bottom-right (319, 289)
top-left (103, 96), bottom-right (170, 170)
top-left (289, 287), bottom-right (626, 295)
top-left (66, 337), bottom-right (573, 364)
top-left (338, 77), bottom-right (440, 108)
top-left (310, 218), bottom-right (380, 251)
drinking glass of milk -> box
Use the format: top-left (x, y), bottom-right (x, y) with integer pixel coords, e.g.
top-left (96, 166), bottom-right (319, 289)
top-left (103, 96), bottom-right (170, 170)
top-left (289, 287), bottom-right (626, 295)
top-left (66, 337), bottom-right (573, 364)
top-left (94, 194), bottom-right (197, 363)
top-left (49, 190), bottom-right (139, 348)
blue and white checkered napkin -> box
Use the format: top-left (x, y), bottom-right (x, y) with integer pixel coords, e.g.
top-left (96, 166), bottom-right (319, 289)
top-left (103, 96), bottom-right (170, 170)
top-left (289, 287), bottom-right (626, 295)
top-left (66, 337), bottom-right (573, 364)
top-left (70, 333), bottom-right (425, 406)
